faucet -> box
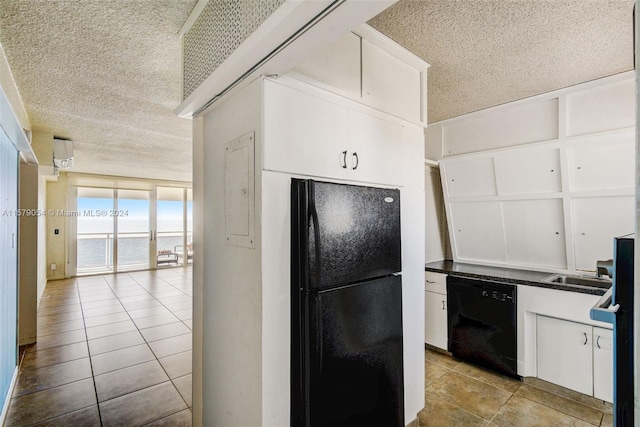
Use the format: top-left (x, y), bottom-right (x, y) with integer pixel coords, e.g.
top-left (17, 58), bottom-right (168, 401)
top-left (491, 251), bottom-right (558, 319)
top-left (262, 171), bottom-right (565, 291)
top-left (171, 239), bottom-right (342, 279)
top-left (596, 259), bottom-right (613, 278)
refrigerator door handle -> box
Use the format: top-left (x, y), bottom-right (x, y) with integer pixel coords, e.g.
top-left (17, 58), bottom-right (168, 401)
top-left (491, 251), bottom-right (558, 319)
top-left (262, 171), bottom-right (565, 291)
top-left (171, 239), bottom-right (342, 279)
top-left (392, 272), bottom-right (402, 277)
top-left (589, 287), bottom-right (618, 324)
top-left (308, 181), bottom-right (322, 285)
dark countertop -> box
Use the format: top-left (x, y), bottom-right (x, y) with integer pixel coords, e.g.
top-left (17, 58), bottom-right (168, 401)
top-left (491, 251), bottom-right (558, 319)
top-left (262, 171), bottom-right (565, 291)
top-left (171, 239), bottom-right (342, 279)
top-left (425, 260), bottom-right (609, 296)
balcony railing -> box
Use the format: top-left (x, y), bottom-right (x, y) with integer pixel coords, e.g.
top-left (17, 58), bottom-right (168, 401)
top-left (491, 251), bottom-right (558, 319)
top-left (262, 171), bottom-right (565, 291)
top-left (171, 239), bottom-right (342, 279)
top-left (77, 231), bottom-right (192, 274)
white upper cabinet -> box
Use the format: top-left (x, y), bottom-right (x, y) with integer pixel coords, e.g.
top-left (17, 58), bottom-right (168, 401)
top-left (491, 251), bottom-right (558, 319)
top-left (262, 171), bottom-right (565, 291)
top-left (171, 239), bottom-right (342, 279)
top-left (568, 136), bottom-right (634, 192)
top-left (494, 148), bottom-right (561, 195)
top-left (294, 32), bottom-right (361, 100)
top-left (263, 79), bottom-right (420, 187)
top-left (263, 81), bottom-right (349, 180)
top-left (502, 199), bottom-right (567, 269)
top-left (292, 25), bottom-right (428, 124)
top-left (449, 201), bottom-right (506, 263)
top-left (347, 109), bottom-right (404, 186)
top-left (361, 39), bottom-right (422, 123)
top-left (444, 157), bottom-right (497, 198)
top-left (572, 196), bottom-right (634, 271)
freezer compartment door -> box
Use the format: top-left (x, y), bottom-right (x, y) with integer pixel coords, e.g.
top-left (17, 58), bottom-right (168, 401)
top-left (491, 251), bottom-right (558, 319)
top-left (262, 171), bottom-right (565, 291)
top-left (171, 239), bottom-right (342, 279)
top-left (306, 275), bottom-right (404, 427)
top-left (307, 180), bottom-right (401, 291)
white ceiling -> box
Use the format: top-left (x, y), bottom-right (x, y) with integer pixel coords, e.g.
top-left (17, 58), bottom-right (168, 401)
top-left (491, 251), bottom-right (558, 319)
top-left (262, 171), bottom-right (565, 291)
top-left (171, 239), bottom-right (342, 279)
top-left (0, 0), bottom-right (634, 182)
top-left (368, 0), bottom-right (635, 122)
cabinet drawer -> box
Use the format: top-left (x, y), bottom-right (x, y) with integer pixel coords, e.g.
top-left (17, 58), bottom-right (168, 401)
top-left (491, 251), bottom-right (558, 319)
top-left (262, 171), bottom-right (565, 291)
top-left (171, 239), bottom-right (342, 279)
top-left (425, 272), bottom-right (447, 293)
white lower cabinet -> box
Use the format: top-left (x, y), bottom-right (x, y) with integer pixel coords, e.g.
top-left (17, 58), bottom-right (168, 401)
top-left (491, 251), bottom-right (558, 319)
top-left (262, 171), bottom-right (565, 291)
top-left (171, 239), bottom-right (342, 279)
top-left (537, 315), bottom-right (612, 402)
top-left (593, 327), bottom-right (613, 402)
top-left (424, 291), bottom-right (447, 350)
top-left (424, 272), bottom-right (448, 350)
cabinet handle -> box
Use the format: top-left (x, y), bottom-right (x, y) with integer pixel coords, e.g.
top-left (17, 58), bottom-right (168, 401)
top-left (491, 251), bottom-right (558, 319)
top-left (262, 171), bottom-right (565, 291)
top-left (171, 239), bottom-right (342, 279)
top-left (352, 152), bottom-right (359, 170)
top-left (583, 332), bottom-right (588, 345)
top-left (425, 280), bottom-right (436, 284)
top-left (442, 300), bottom-right (446, 310)
top-left (596, 335), bottom-right (601, 349)
top-left (341, 151), bottom-right (347, 169)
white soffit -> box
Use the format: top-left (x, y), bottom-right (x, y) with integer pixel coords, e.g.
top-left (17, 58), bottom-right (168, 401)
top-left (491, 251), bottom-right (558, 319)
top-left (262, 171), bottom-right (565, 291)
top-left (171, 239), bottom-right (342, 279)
top-left (368, 0), bottom-right (635, 123)
top-left (176, 0), bottom-right (398, 117)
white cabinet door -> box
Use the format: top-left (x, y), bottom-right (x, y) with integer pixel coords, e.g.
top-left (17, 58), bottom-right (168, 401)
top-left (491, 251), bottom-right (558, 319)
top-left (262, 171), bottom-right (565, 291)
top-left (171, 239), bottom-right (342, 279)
top-left (425, 291), bottom-right (448, 350)
top-left (449, 201), bottom-right (506, 263)
top-left (347, 109), bottom-right (404, 186)
top-left (425, 272), bottom-right (447, 294)
top-left (443, 157), bottom-right (497, 198)
top-left (494, 148), bottom-right (562, 195)
top-left (502, 199), bottom-right (567, 269)
top-left (263, 81), bottom-right (349, 180)
top-left (593, 327), bottom-right (613, 403)
top-left (361, 39), bottom-right (422, 123)
top-left (537, 316), bottom-right (593, 396)
top-left (572, 196), bottom-right (634, 271)
top-left (568, 137), bottom-right (634, 191)
top-left (294, 32), bottom-right (361, 100)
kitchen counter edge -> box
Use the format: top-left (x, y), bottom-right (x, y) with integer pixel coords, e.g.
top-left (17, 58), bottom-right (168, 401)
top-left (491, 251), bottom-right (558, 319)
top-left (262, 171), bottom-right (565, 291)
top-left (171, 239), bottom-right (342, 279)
top-left (424, 261), bottom-right (608, 296)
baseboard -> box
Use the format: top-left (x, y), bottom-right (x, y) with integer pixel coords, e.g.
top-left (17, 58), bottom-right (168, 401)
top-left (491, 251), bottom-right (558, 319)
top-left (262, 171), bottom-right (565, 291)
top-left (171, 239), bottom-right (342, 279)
top-left (406, 415), bottom-right (419, 427)
top-left (0, 367), bottom-right (19, 426)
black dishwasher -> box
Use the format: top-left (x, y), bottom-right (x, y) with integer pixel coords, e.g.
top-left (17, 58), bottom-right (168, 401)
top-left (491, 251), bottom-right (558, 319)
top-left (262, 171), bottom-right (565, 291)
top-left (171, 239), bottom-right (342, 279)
top-left (447, 276), bottom-right (518, 378)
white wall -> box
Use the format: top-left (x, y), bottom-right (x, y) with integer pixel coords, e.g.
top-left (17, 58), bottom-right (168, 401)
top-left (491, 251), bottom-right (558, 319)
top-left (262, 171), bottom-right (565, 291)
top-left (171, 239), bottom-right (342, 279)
top-left (198, 79), bottom-right (263, 427)
top-left (18, 163), bottom-right (38, 345)
top-left (46, 175), bottom-right (67, 280)
top-left (37, 169), bottom-right (47, 304)
top-left (429, 72), bottom-right (635, 273)
top-left (426, 72), bottom-right (634, 157)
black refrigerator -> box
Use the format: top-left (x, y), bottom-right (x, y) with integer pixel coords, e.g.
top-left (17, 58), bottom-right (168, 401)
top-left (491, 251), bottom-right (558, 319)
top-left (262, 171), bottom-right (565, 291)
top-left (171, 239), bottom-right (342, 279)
top-left (590, 234), bottom-right (634, 427)
top-left (290, 179), bottom-right (405, 427)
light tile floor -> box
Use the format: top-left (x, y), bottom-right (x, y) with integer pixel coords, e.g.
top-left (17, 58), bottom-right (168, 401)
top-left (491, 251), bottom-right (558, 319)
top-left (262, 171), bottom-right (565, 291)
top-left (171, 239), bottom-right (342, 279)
top-left (5, 267), bottom-right (614, 427)
top-left (5, 267), bottom-right (193, 427)
top-left (420, 348), bottom-right (613, 427)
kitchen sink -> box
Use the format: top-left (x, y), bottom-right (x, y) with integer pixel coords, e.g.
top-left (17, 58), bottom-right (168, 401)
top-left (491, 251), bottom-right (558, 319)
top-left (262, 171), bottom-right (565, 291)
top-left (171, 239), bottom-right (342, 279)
top-left (543, 274), bottom-right (612, 289)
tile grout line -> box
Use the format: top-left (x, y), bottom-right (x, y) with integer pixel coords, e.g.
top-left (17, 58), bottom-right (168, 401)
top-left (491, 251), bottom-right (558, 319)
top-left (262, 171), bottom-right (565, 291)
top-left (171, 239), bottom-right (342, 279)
top-left (76, 276), bottom-right (106, 427)
top-left (104, 272), bottom-right (193, 417)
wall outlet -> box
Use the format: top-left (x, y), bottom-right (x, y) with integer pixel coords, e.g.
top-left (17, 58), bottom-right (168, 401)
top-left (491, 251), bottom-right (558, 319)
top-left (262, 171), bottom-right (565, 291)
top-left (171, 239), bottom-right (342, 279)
top-left (50, 263), bottom-right (56, 271)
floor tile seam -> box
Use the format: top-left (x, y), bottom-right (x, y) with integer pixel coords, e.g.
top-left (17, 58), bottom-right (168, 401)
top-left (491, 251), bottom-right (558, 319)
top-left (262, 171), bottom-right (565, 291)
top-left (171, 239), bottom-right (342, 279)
top-left (21, 353), bottom-right (89, 371)
top-left (169, 376), bottom-right (192, 408)
top-left (12, 373), bottom-right (96, 400)
top-left (91, 354), bottom-right (158, 378)
top-left (20, 403), bottom-right (99, 427)
top-left (31, 338), bottom-right (88, 352)
top-left (96, 379), bottom-right (178, 407)
top-left (425, 357), bottom-right (456, 372)
top-left (76, 283), bottom-right (105, 427)
top-left (451, 366), bottom-right (522, 394)
top-left (431, 390), bottom-right (494, 424)
top-left (140, 408), bottom-right (191, 427)
top-left (522, 381), bottom-right (609, 413)
top-left (513, 391), bottom-right (603, 426)
top-left (36, 316), bottom-right (83, 327)
top-left (146, 332), bottom-right (192, 359)
top-left (35, 325), bottom-right (86, 338)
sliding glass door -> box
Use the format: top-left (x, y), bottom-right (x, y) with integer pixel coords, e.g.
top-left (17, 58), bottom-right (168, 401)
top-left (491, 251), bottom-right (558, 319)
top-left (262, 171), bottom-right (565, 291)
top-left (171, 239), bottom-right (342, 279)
top-left (157, 187), bottom-right (184, 267)
top-left (77, 188), bottom-right (115, 274)
top-left (75, 185), bottom-right (191, 275)
top-left (116, 190), bottom-right (150, 271)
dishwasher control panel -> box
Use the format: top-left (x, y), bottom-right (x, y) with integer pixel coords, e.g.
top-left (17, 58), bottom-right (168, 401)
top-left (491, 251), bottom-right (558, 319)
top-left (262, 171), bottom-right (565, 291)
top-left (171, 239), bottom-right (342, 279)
top-left (481, 289), bottom-right (514, 302)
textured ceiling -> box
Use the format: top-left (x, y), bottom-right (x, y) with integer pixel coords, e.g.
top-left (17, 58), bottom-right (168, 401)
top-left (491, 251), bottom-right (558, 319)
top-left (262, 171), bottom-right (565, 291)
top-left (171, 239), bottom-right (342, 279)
top-left (369, 0), bottom-right (635, 123)
top-left (0, 0), bottom-right (196, 181)
top-left (0, 1), bottom-right (634, 180)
